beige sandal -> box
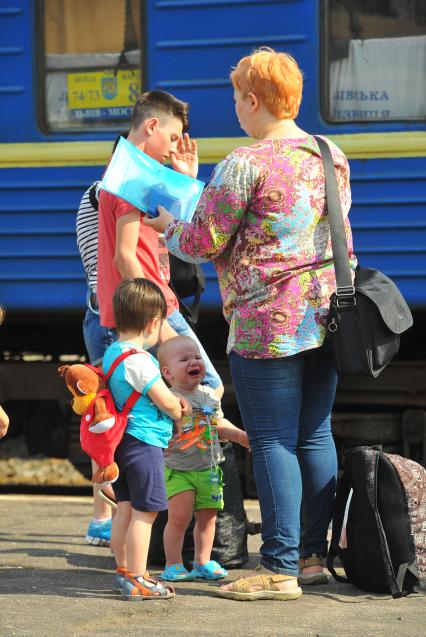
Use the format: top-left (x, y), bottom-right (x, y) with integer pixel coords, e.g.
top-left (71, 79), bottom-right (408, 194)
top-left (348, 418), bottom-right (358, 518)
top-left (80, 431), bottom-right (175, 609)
top-left (215, 567), bottom-right (302, 602)
top-left (298, 555), bottom-right (328, 585)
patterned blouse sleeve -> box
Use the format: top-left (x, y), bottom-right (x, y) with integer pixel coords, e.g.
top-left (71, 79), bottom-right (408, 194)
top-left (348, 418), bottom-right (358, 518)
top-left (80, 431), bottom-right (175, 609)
top-left (164, 151), bottom-right (261, 262)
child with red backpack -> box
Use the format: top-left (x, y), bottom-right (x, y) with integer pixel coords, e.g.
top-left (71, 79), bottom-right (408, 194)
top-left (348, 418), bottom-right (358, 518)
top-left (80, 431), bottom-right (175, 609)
top-left (104, 277), bottom-right (191, 600)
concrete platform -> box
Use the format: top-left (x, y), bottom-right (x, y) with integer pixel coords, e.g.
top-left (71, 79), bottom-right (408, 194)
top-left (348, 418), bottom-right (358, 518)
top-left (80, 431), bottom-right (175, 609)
top-left (0, 495), bottom-right (424, 637)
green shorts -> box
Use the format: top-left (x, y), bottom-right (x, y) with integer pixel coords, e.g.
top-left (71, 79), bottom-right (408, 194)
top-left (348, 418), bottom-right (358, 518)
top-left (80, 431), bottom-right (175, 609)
top-left (164, 465), bottom-right (224, 511)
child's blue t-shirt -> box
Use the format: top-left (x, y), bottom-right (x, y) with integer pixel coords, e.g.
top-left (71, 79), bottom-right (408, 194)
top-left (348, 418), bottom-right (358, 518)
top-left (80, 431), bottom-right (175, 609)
top-left (103, 341), bottom-right (173, 448)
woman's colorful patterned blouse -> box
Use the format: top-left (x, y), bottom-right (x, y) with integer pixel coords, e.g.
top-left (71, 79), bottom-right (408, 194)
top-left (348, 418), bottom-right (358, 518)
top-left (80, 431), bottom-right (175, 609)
top-left (164, 135), bottom-right (355, 359)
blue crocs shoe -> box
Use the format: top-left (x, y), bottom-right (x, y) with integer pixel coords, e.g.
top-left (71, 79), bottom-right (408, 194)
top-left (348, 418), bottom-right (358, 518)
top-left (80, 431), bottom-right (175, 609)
top-left (85, 518), bottom-right (112, 547)
top-left (159, 563), bottom-right (195, 581)
top-left (190, 560), bottom-right (228, 580)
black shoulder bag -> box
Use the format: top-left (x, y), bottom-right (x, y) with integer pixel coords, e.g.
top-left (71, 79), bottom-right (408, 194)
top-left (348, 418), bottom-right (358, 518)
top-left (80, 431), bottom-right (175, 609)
top-left (169, 255), bottom-right (206, 327)
top-left (314, 136), bottom-right (413, 378)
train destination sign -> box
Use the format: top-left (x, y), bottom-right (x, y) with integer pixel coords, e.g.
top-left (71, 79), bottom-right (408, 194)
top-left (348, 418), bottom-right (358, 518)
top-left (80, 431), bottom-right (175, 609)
top-left (67, 69), bottom-right (140, 119)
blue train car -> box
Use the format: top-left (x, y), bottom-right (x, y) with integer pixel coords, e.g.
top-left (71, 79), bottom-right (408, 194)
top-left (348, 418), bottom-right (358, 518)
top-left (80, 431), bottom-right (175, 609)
top-left (0, 1), bottom-right (425, 463)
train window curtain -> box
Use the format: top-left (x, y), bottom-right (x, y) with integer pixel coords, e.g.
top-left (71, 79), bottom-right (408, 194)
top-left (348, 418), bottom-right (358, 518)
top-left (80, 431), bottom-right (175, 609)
top-left (325, 0), bottom-right (426, 122)
top-left (330, 35), bottom-right (426, 121)
top-left (41, 0), bottom-right (142, 130)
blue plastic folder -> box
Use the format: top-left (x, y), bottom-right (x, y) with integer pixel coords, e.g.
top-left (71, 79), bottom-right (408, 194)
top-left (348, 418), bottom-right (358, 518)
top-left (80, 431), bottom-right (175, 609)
top-left (99, 137), bottom-right (205, 222)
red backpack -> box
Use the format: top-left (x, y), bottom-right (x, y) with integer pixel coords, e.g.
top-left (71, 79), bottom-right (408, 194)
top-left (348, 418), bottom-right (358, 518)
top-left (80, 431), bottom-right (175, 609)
top-left (80, 349), bottom-right (141, 470)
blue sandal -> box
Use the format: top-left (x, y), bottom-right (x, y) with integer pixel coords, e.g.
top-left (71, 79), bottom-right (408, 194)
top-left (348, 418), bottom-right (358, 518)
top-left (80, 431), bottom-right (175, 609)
top-left (191, 560), bottom-right (228, 580)
top-left (159, 563), bottom-right (195, 581)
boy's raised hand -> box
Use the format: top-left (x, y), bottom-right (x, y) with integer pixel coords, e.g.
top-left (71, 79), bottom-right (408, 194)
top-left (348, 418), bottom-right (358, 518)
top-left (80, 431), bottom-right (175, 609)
top-left (169, 133), bottom-right (198, 178)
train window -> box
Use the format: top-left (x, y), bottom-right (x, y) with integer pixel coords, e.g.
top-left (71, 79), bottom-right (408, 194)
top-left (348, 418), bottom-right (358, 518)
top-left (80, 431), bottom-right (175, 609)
top-left (323, 0), bottom-right (426, 122)
top-left (38, 0), bottom-right (142, 131)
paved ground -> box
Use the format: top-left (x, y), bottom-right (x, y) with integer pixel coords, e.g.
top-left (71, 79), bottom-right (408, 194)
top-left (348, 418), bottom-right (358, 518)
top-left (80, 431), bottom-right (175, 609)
top-left (0, 495), bottom-right (425, 637)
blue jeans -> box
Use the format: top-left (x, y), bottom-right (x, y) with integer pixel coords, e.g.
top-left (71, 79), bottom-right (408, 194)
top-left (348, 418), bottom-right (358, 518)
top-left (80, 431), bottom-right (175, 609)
top-left (83, 306), bottom-right (117, 366)
top-left (229, 345), bottom-right (338, 576)
top-left (167, 309), bottom-right (222, 391)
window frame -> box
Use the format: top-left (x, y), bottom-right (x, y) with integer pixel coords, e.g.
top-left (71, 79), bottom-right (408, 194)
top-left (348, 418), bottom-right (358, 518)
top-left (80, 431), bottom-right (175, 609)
top-left (320, 0), bottom-right (426, 125)
top-left (34, 0), bottom-right (145, 135)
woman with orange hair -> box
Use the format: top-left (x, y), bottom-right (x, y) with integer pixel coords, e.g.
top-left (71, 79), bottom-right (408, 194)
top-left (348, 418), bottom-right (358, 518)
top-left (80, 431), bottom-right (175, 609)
top-left (146, 48), bottom-right (355, 601)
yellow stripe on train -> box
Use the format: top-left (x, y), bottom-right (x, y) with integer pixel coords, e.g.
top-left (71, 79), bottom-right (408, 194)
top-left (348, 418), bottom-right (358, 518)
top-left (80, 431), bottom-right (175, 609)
top-left (0, 132), bottom-right (425, 168)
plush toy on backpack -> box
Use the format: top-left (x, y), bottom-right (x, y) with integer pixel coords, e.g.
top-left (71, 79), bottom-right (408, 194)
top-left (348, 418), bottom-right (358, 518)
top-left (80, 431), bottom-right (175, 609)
top-left (58, 350), bottom-right (141, 487)
top-left (58, 363), bottom-right (119, 486)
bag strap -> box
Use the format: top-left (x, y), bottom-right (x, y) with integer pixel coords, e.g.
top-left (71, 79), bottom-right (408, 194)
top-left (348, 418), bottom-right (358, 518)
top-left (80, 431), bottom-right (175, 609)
top-left (367, 451), bottom-right (408, 598)
top-left (177, 287), bottom-right (202, 326)
top-left (105, 348), bottom-right (142, 415)
top-left (88, 181), bottom-right (100, 211)
top-left (104, 348), bottom-right (139, 381)
top-left (326, 468), bottom-right (351, 583)
top-left (168, 266), bottom-right (204, 326)
top-left (313, 136), bottom-right (354, 295)
top-left (121, 388), bottom-right (142, 416)
top-left (84, 362), bottom-right (103, 377)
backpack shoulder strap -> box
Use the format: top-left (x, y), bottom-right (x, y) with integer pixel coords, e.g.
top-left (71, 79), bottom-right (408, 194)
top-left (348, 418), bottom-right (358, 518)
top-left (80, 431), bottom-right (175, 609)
top-left (104, 348), bottom-right (139, 381)
top-left (367, 451), bottom-right (409, 598)
top-left (168, 258), bottom-right (206, 326)
top-left (178, 294), bottom-right (201, 326)
top-left (121, 389), bottom-right (141, 416)
top-left (188, 279), bottom-right (203, 325)
top-left (104, 348), bottom-right (142, 415)
top-left (84, 363), bottom-right (104, 377)
top-left (88, 181), bottom-right (100, 211)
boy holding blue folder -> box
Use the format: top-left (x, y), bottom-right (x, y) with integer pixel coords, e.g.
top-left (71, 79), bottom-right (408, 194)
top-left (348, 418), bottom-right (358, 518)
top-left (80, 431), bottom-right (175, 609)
top-left (97, 91), bottom-right (223, 397)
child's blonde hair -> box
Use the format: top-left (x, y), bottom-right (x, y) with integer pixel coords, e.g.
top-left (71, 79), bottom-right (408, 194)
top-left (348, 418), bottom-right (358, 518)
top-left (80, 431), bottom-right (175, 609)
top-left (230, 47), bottom-right (303, 119)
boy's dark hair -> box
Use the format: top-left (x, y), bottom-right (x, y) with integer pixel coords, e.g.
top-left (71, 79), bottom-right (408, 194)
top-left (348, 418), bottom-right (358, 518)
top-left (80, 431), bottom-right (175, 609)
top-left (112, 130), bottom-right (129, 153)
top-left (131, 90), bottom-right (189, 132)
top-left (113, 278), bottom-right (167, 333)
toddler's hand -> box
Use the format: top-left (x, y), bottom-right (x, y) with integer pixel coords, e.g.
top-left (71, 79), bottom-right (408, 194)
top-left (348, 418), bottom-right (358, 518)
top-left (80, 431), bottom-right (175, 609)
top-left (238, 430), bottom-right (250, 450)
top-left (177, 395), bottom-right (192, 417)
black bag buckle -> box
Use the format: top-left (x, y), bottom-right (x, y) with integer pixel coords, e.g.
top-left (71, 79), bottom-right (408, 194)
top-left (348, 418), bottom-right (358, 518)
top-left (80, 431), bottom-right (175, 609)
top-left (336, 285), bottom-right (355, 297)
top-left (336, 286), bottom-right (356, 308)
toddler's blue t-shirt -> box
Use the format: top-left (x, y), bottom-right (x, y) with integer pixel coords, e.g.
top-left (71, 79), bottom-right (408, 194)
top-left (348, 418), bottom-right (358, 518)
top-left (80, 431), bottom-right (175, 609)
top-left (103, 341), bottom-right (173, 448)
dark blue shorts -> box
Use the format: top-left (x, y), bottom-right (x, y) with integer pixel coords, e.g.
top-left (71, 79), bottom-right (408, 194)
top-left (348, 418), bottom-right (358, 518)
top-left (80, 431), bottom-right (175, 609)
top-left (113, 433), bottom-right (167, 512)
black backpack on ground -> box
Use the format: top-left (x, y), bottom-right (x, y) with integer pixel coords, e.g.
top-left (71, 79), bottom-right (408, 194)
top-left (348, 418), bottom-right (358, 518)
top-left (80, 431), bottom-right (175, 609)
top-left (327, 445), bottom-right (426, 597)
top-left (148, 442), bottom-right (257, 569)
